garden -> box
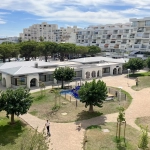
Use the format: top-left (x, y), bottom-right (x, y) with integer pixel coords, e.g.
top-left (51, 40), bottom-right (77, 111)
top-left (29, 85), bottom-right (132, 123)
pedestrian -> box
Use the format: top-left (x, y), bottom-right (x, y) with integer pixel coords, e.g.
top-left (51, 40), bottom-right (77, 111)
top-left (45, 120), bottom-right (50, 136)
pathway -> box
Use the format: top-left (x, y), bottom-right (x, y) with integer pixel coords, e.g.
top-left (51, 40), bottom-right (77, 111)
top-left (20, 74), bottom-right (150, 150)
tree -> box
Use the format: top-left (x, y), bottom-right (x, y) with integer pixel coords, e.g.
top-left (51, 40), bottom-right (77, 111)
top-left (88, 45), bottom-right (101, 56)
top-left (116, 107), bottom-right (126, 142)
top-left (18, 37), bottom-right (22, 43)
top-left (53, 67), bottom-right (75, 89)
top-left (75, 45), bottom-right (88, 58)
top-left (39, 36), bottom-right (44, 42)
top-left (125, 58), bottom-right (144, 73)
top-left (146, 57), bottom-right (150, 70)
top-left (39, 81), bottom-right (46, 96)
top-left (0, 88), bottom-right (33, 124)
top-left (20, 128), bottom-right (49, 150)
top-left (138, 125), bottom-right (149, 150)
top-left (58, 43), bottom-right (75, 61)
top-left (38, 42), bottom-right (58, 62)
top-left (20, 41), bottom-right (38, 61)
top-left (0, 44), bottom-right (11, 62)
top-left (78, 79), bottom-right (107, 112)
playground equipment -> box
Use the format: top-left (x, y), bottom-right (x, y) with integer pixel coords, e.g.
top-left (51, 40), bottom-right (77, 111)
top-left (71, 86), bottom-right (80, 99)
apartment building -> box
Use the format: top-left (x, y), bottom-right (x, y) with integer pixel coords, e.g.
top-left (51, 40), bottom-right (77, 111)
top-left (20, 22), bottom-right (80, 43)
top-left (76, 23), bottom-right (132, 53)
top-left (129, 17), bottom-right (150, 53)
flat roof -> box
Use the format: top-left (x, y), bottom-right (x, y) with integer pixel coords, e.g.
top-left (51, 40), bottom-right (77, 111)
top-left (0, 61), bottom-right (81, 70)
top-left (69, 57), bottom-right (128, 64)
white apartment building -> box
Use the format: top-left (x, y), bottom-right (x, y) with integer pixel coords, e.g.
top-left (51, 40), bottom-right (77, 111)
top-left (76, 23), bottom-right (132, 53)
top-left (76, 17), bottom-right (150, 58)
top-left (20, 22), bottom-right (80, 43)
top-left (129, 17), bottom-right (150, 53)
top-left (0, 37), bottom-right (19, 44)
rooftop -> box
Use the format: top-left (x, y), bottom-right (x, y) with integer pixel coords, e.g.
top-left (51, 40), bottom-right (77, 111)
top-left (69, 56), bottom-right (129, 64)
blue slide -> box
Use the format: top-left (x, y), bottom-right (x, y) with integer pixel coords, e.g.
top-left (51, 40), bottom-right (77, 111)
top-left (71, 86), bottom-right (80, 99)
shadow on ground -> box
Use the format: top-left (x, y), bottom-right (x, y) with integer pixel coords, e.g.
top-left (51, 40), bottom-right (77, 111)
top-left (75, 110), bottom-right (106, 130)
top-left (0, 120), bottom-right (26, 146)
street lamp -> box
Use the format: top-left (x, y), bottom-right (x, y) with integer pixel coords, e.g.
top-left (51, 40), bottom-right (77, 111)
top-left (118, 87), bottom-right (122, 106)
top-left (127, 69), bottom-right (130, 86)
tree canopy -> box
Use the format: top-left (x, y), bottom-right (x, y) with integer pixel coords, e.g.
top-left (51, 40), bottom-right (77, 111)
top-left (53, 67), bottom-right (75, 88)
top-left (0, 88), bottom-right (33, 124)
top-left (88, 45), bottom-right (101, 56)
top-left (125, 58), bottom-right (144, 73)
top-left (146, 57), bottom-right (150, 70)
top-left (78, 79), bottom-right (107, 112)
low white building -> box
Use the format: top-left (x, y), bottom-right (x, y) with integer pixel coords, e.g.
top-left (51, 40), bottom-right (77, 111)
top-left (0, 57), bottom-right (127, 89)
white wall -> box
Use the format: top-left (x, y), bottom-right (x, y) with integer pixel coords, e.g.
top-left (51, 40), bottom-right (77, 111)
top-left (2, 73), bottom-right (11, 88)
top-left (27, 74), bottom-right (39, 89)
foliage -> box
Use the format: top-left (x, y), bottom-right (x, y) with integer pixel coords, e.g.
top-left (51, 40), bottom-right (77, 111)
top-left (0, 88), bottom-right (33, 124)
top-left (117, 107), bottom-right (125, 122)
top-left (146, 57), bottom-right (150, 70)
top-left (88, 45), bottom-right (101, 56)
top-left (19, 128), bottom-right (49, 150)
top-left (58, 43), bottom-right (75, 61)
top-left (129, 71), bottom-right (150, 77)
top-left (20, 41), bottom-right (38, 61)
top-left (138, 125), bottom-right (149, 150)
top-left (124, 58), bottom-right (144, 74)
top-left (39, 81), bottom-right (46, 96)
top-left (50, 88), bottom-right (60, 107)
top-left (37, 42), bottom-right (58, 62)
top-left (78, 79), bottom-right (107, 112)
top-left (53, 67), bottom-right (75, 88)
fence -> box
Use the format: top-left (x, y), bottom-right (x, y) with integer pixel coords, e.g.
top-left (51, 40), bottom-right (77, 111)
top-left (107, 87), bottom-right (127, 101)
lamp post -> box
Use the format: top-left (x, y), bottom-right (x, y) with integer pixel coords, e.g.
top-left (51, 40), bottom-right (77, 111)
top-left (118, 87), bottom-right (122, 106)
top-left (127, 69), bottom-right (130, 86)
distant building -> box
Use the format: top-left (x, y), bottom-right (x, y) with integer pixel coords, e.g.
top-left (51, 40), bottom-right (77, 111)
top-left (20, 22), bottom-right (80, 43)
top-left (0, 37), bottom-right (19, 44)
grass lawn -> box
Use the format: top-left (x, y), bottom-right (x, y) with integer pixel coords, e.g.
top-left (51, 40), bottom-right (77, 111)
top-left (131, 76), bottom-right (150, 91)
top-left (29, 88), bottom-right (132, 123)
top-left (129, 71), bottom-right (150, 78)
top-left (84, 122), bottom-right (148, 150)
top-left (0, 112), bottom-right (28, 150)
top-left (135, 116), bottom-right (150, 132)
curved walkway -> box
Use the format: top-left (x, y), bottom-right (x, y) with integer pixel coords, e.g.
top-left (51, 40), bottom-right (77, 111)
top-left (20, 74), bottom-right (150, 150)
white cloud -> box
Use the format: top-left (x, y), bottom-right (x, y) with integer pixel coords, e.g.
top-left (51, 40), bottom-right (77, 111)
top-left (0, 18), bottom-right (6, 24)
top-left (0, 0), bottom-right (150, 25)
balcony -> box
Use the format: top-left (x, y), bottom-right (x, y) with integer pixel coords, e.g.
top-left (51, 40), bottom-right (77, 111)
top-left (114, 44), bottom-right (119, 49)
top-left (104, 44), bottom-right (109, 48)
top-left (137, 28), bottom-right (144, 32)
top-left (121, 42), bottom-right (127, 44)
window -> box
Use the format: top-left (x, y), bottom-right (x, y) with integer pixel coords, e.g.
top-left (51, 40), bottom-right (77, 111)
top-left (39, 75), bottom-right (46, 82)
top-left (103, 67), bottom-right (110, 73)
top-left (132, 22), bottom-right (138, 27)
top-left (46, 74), bottom-right (53, 81)
top-left (75, 71), bottom-right (82, 77)
top-left (11, 77), bottom-right (26, 86)
top-left (145, 20), bottom-right (150, 26)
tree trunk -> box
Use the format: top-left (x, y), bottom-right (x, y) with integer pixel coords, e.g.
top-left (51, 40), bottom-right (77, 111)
top-left (11, 113), bottom-right (15, 124)
top-left (3, 57), bottom-right (5, 63)
top-left (89, 104), bottom-right (93, 112)
top-left (9, 58), bottom-right (11, 62)
top-left (45, 56), bottom-right (47, 62)
top-left (61, 79), bottom-right (64, 89)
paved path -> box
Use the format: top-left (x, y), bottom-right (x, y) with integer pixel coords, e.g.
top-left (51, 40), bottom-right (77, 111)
top-left (20, 74), bottom-right (150, 150)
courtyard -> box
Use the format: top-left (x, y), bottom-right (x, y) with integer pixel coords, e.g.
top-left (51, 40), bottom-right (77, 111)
top-left (17, 73), bottom-right (150, 150)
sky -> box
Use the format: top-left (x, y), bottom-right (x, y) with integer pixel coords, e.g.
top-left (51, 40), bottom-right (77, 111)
top-left (0, 0), bottom-right (150, 37)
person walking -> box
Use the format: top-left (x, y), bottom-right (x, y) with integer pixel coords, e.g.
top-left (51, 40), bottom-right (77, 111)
top-left (45, 120), bottom-right (50, 136)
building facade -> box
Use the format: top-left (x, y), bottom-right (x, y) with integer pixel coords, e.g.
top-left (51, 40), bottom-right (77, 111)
top-left (0, 37), bottom-right (19, 44)
top-left (20, 22), bottom-right (80, 43)
top-left (0, 57), bottom-right (125, 89)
